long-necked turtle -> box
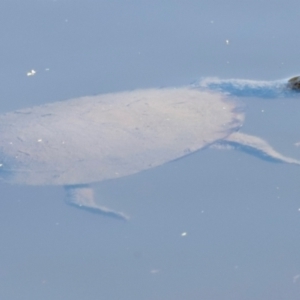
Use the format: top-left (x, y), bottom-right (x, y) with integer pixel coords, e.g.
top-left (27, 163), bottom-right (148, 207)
top-left (0, 76), bottom-right (299, 219)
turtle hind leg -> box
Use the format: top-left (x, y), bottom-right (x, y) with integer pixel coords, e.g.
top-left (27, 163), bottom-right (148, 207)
top-left (64, 184), bottom-right (129, 221)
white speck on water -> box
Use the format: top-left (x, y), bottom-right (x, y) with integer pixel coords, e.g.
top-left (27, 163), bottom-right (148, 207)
top-left (225, 39), bottom-right (230, 45)
top-left (181, 232), bottom-right (187, 237)
top-left (261, 109), bottom-right (265, 113)
top-left (27, 69), bottom-right (36, 76)
top-left (0, 164), bottom-right (3, 167)
top-left (37, 139), bottom-right (42, 142)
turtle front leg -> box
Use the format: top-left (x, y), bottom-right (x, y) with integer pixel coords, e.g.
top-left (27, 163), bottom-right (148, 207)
top-left (223, 132), bottom-right (300, 165)
top-left (64, 184), bottom-right (129, 220)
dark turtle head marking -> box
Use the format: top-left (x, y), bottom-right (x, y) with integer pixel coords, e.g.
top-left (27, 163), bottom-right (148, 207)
top-left (287, 76), bottom-right (300, 91)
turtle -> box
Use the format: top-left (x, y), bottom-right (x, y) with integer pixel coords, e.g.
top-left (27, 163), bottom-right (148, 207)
top-left (0, 76), bottom-right (299, 219)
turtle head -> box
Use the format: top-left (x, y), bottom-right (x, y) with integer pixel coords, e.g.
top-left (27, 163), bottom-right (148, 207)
top-left (287, 76), bottom-right (300, 91)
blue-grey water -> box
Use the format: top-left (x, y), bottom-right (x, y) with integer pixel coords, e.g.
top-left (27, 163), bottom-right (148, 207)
top-left (1, 1), bottom-right (300, 299)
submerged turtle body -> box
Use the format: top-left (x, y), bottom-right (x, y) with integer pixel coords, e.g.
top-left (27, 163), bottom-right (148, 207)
top-left (0, 88), bottom-right (242, 186)
top-left (0, 77), bottom-right (299, 219)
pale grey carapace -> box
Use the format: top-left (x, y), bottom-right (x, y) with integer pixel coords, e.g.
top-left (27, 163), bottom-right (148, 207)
top-left (0, 76), bottom-right (299, 219)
